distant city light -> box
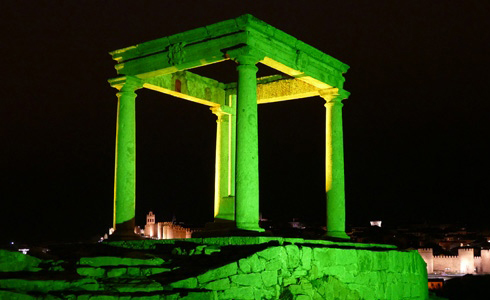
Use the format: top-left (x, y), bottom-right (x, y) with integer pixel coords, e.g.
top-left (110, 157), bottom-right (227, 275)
top-left (18, 248), bottom-right (29, 255)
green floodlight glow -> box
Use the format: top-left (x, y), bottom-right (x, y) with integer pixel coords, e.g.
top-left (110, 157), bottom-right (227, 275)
top-left (108, 14), bottom-right (350, 238)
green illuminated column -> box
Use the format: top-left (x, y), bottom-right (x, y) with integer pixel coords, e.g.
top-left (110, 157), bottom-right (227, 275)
top-left (321, 89), bottom-right (349, 239)
top-left (234, 54), bottom-right (264, 232)
top-left (211, 106), bottom-right (235, 222)
top-left (112, 77), bottom-right (142, 239)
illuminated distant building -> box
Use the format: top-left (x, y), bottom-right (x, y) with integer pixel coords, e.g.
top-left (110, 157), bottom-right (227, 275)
top-left (142, 211), bottom-right (193, 239)
top-left (418, 248), bottom-right (490, 274)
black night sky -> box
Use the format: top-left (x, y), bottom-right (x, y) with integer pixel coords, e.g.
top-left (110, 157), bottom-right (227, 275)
top-left (2, 1), bottom-right (489, 243)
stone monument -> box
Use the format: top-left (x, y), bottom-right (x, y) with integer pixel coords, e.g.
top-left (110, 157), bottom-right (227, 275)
top-left (108, 14), bottom-right (350, 240)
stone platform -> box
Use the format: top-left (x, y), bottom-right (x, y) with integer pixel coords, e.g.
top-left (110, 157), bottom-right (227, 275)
top-left (0, 237), bottom-right (428, 299)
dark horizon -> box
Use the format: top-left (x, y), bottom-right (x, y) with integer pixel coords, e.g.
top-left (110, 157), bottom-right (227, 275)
top-left (2, 1), bottom-right (489, 244)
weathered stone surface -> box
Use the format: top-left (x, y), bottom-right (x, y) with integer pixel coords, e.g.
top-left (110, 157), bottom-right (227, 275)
top-left (79, 256), bottom-right (165, 267)
top-left (292, 268), bottom-right (308, 278)
top-left (285, 245), bottom-right (300, 268)
top-left (248, 254), bottom-right (265, 273)
top-left (0, 238), bottom-right (428, 299)
top-left (301, 246), bottom-right (312, 270)
top-left (257, 246), bottom-right (283, 261)
top-left (204, 278), bottom-right (230, 290)
top-left (283, 277), bottom-right (297, 286)
top-left (238, 257), bottom-right (251, 273)
top-left (170, 277), bottom-right (198, 289)
top-left (289, 284), bottom-right (302, 295)
top-left (0, 279), bottom-right (70, 292)
top-left (265, 258), bottom-right (283, 272)
top-left (261, 270), bottom-right (277, 287)
top-left (77, 267), bottom-right (105, 277)
top-left (0, 290), bottom-right (36, 299)
top-left (197, 262), bottom-right (238, 283)
top-left (114, 281), bottom-right (163, 293)
top-left (230, 273), bottom-right (262, 286)
top-left (218, 286), bottom-right (254, 299)
top-left (0, 250), bottom-right (41, 272)
top-left (106, 267), bottom-right (127, 277)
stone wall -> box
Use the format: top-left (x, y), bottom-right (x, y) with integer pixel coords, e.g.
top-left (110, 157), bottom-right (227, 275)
top-left (419, 247), bottom-right (490, 274)
top-left (0, 237), bottom-right (427, 299)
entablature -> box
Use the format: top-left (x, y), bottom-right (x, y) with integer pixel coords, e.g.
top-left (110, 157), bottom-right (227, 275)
top-left (109, 14), bottom-right (349, 95)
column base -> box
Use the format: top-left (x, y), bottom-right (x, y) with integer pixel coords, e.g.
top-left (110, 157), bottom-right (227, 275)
top-left (324, 231), bottom-right (350, 240)
top-left (236, 223), bottom-right (265, 232)
top-left (107, 220), bottom-right (144, 241)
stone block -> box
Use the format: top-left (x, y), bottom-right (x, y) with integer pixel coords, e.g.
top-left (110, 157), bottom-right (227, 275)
top-left (285, 245), bottom-right (300, 269)
top-left (198, 262), bottom-right (238, 284)
top-left (282, 277), bottom-right (297, 286)
top-left (335, 249), bottom-right (358, 266)
top-left (130, 295), bottom-right (160, 300)
top-left (181, 291), bottom-right (216, 300)
top-left (204, 278), bottom-right (230, 290)
top-left (89, 296), bottom-right (120, 300)
top-left (230, 273), bottom-right (262, 286)
top-left (312, 248), bottom-right (332, 269)
top-left (148, 267), bottom-right (171, 275)
top-left (126, 267), bottom-right (140, 276)
top-left (357, 251), bottom-right (372, 271)
top-left (79, 256), bottom-right (165, 267)
top-left (322, 265), bottom-right (346, 276)
top-left (249, 254), bottom-right (265, 273)
top-left (256, 287), bottom-right (276, 300)
top-left (289, 284), bottom-right (302, 295)
top-left (308, 264), bottom-right (322, 280)
top-left (218, 286), bottom-right (254, 299)
top-left (257, 246), bottom-right (283, 261)
top-left (265, 258), bottom-right (282, 272)
top-left (204, 246), bottom-right (221, 255)
top-left (301, 282), bottom-right (314, 296)
top-left (292, 269), bottom-right (308, 278)
top-left (106, 267), bottom-right (127, 277)
top-left (0, 250), bottom-right (42, 272)
top-left (301, 247), bottom-right (312, 270)
top-left (372, 252), bottom-right (389, 271)
top-left (261, 270), bottom-right (277, 287)
top-left (238, 258), bottom-right (251, 273)
top-left (76, 267), bottom-right (105, 277)
top-left (74, 278), bottom-right (100, 291)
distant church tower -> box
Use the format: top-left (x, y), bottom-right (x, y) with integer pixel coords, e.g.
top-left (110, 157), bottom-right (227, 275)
top-left (147, 211), bottom-right (156, 224)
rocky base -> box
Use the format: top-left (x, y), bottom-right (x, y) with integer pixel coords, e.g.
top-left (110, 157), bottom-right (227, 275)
top-left (0, 237), bottom-right (428, 299)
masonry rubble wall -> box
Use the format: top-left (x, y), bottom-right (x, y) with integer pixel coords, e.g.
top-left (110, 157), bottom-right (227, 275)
top-left (0, 238), bottom-right (427, 299)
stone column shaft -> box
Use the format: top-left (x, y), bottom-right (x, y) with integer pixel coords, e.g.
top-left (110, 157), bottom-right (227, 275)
top-left (235, 55), bottom-right (263, 231)
top-left (212, 107), bottom-right (234, 222)
top-left (112, 78), bottom-right (141, 238)
top-left (322, 89), bottom-right (349, 239)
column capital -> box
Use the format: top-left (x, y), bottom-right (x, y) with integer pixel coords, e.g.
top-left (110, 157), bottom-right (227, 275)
top-left (210, 106), bottom-right (226, 122)
top-left (319, 88), bottom-right (350, 104)
top-left (227, 46), bottom-right (265, 66)
top-left (211, 105), bottom-right (234, 116)
top-left (109, 76), bottom-right (143, 91)
top-left (319, 88), bottom-right (341, 103)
